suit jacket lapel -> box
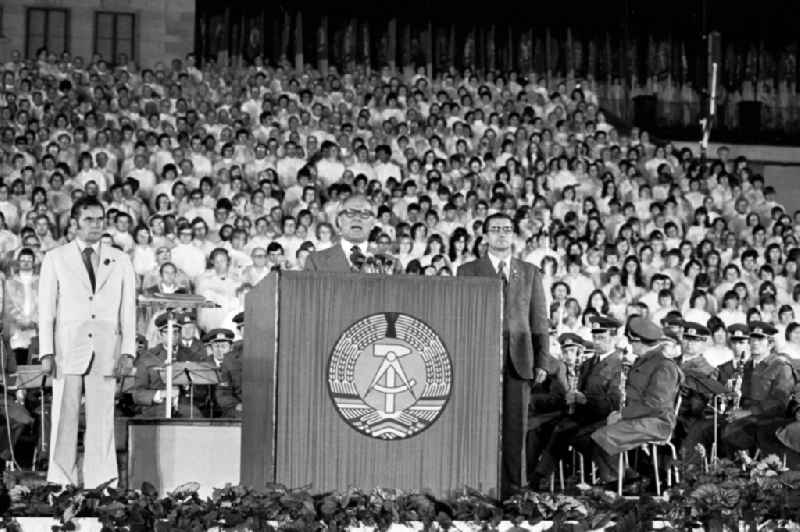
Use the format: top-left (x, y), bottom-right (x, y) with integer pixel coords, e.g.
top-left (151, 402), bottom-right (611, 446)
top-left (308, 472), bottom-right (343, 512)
top-left (332, 245), bottom-right (350, 272)
top-left (69, 241), bottom-right (93, 292)
top-left (476, 256), bottom-right (496, 277)
top-left (95, 244), bottom-right (113, 292)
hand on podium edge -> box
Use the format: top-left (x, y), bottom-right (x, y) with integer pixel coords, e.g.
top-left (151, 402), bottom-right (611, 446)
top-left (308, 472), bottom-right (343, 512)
top-left (39, 355), bottom-right (55, 377)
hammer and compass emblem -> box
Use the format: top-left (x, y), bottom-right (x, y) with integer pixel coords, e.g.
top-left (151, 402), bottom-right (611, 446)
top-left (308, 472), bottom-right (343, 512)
top-left (328, 312), bottom-right (453, 440)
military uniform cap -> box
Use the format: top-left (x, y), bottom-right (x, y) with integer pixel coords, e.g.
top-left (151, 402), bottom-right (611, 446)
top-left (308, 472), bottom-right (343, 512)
top-left (627, 316), bottom-right (663, 343)
top-left (154, 312), bottom-right (180, 330)
top-left (749, 321), bottom-right (777, 338)
top-left (682, 322), bottom-right (710, 339)
top-left (727, 323), bottom-right (750, 340)
top-left (590, 316), bottom-right (621, 333)
top-left (203, 328), bottom-right (235, 344)
top-left (661, 312), bottom-right (684, 327)
top-left (558, 333), bottom-right (584, 348)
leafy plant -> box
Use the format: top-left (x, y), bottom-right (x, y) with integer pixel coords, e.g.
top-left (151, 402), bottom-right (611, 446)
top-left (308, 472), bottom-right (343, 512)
top-left (3, 454), bottom-right (800, 531)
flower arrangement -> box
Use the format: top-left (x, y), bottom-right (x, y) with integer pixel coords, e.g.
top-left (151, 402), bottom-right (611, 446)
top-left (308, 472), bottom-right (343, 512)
top-left (2, 455), bottom-right (800, 532)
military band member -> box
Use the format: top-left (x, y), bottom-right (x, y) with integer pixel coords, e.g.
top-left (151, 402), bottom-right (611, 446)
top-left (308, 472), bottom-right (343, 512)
top-left (176, 310), bottom-right (205, 360)
top-left (681, 323), bottom-right (717, 378)
top-left (579, 317), bottom-right (683, 490)
top-left (526, 332), bottom-right (579, 487)
top-left (717, 323), bottom-right (750, 386)
top-left (721, 321), bottom-right (796, 455)
top-left (131, 312), bottom-right (202, 418)
top-left (528, 316), bottom-right (623, 487)
top-left (203, 328), bottom-right (236, 417)
top-left (676, 323), bottom-right (728, 459)
top-left (660, 312), bottom-right (685, 340)
top-left (214, 315), bottom-right (243, 418)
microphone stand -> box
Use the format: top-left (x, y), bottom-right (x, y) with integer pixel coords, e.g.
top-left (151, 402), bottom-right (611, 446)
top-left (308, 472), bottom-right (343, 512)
top-left (184, 368), bottom-right (194, 419)
top-left (137, 294), bottom-right (218, 419)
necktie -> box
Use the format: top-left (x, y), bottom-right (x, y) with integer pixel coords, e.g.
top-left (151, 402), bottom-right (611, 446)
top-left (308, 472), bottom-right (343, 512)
top-left (82, 247), bottom-right (96, 292)
top-left (350, 245), bottom-right (365, 272)
top-left (497, 261), bottom-right (508, 287)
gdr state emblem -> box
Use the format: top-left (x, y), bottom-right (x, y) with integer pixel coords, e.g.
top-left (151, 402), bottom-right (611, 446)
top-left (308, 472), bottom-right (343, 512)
top-left (327, 312), bottom-right (453, 440)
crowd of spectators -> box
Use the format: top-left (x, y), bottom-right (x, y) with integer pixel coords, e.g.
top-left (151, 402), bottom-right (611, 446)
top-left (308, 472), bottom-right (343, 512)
top-left (0, 48), bottom-right (799, 369)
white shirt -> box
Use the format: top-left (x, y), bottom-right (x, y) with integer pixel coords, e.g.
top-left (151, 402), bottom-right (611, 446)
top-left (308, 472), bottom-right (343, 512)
top-left (486, 252), bottom-right (511, 277)
top-left (75, 239), bottom-right (101, 256)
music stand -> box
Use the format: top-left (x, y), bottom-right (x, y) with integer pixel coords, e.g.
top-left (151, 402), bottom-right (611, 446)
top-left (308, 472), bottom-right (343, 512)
top-left (158, 361), bottom-right (219, 419)
top-left (138, 294), bottom-right (218, 418)
top-left (10, 365), bottom-right (53, 468)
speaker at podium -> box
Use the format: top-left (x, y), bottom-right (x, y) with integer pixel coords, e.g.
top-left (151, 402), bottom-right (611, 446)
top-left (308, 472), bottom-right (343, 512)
top-left (241, 271), bottom-right (503, 496)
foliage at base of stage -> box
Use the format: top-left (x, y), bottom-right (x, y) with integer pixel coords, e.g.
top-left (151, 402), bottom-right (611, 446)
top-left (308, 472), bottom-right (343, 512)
top-left (4, 454), bottom-right (800, 531)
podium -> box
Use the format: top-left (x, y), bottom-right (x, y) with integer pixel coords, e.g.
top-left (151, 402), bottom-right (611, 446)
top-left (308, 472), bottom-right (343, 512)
top-left (242, 271), bottom-right (503, 496)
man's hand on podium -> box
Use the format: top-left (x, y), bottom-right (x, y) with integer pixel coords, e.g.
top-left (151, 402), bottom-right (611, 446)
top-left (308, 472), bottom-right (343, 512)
top-left (39, 355), bottom-right (55, 377)
top-left (115, 354), bottom-right (135, 377)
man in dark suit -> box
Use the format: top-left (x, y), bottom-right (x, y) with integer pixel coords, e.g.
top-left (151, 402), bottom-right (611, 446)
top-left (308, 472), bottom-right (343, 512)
top-left (305, 195), bottom-right (376, 273)
top-left (458, 212), bottom-right (550, 499)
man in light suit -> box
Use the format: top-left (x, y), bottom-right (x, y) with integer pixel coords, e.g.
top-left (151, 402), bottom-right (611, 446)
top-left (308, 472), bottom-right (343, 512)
top-left (458, 212), bottom-right (551, 499)
top-left (38, 197), bottom-right (136, 488)
top-left (305, 195), bottom-right (375, 273)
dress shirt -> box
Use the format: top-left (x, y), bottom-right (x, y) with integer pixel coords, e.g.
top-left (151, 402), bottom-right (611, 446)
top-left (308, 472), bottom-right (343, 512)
top-left (486, 252), bottom-right (511, 278)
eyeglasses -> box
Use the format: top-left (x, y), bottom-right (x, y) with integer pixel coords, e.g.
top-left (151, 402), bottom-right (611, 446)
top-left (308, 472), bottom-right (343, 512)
top-left (340, 209), bottom-right (374, 220)
top-left (486, 226), bottom-right (514, 234)
top-left (253, 254), bottom-right (266, 259)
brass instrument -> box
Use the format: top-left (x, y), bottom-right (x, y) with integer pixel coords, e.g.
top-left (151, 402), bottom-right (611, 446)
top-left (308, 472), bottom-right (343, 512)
top-left (566, 358), bottom-right (579, 415)
top-left (732, 372), bottom-right (743, 411)
top-left (619, 360), bottom-right (632, 410)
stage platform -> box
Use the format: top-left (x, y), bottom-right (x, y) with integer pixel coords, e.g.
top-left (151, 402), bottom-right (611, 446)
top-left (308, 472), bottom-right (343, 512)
top-left (127, 418), bottom-right (241, 497)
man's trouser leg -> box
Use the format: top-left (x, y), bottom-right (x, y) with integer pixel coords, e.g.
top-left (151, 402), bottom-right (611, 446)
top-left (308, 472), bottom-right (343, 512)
top-left (82, 362), bottom-right (118, 489)
top-left (502, 372), bottom-right (529, 499)
top-left (48, 373), bottom-right (82, 486)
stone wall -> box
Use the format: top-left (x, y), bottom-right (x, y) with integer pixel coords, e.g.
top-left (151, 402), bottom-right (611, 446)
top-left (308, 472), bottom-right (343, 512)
top-left (0, 0), bottom-right (195, 67)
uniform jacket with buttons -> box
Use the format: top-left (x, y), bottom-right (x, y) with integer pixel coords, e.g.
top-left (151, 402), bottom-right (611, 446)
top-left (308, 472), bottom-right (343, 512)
top-left (214, 341), bottom-right (243, 412)
top-left (622, 347), bottom-right (684, 425)
top-left (576, 350), bottom-right (623, 421)
top-left (38, 241), bottom-right (136, 376)
top-left (741, 352), bottom-right (795, 417)
top-left (131, 344), bottom-right (201, 407)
